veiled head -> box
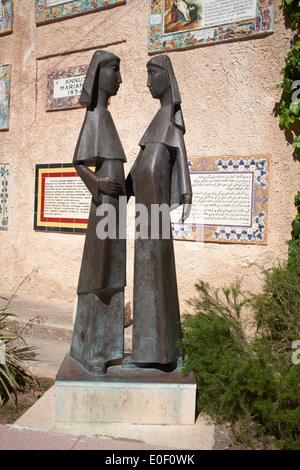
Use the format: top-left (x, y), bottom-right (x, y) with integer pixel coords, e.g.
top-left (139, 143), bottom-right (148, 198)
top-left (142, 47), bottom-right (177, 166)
top-left (146, 55), bottom-right (181, 106)
top-left (80, 50), bottom-right (121, 109)
top-left (146, 55), bottom-right (184, 133)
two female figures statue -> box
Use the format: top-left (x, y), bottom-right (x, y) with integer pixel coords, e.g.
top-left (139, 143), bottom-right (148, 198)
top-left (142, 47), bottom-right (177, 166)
top-left (69, 51), bottom-right (192, 375)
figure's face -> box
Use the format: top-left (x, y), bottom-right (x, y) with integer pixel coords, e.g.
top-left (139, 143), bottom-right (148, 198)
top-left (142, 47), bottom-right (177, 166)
top-left (98, 59), bottom-right (122, 97)
top-left (147, 64), bottom-right (170, 100)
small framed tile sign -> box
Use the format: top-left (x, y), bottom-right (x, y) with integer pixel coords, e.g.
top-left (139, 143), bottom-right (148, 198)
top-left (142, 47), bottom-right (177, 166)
top-left (0, 64), bottom-right (11, 130)
top-left (171, 155), bottom-right (270, 244)
top-left (0, 0), bottom-right (12, 36)
top-left (0, 164), bottom-right (9, 229)
top-left (148, 0), bottom-right (274, 53)
top-left (35, 0), bottom-right (125, 24)
top-left (46, 64), bottom-right (88, 111)
top-left (34, 163), bottom-right (92, 233)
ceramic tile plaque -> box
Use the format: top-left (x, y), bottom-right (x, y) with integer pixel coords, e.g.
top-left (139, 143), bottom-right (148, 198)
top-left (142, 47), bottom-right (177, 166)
top-left (0, 64), bottom-right (11, 130)
top-left (46, 65), bottom-right (88, 111)
top-left (149, 0), bottom-right (274, 53)
top-left (0, 164), bottom-right (9, 230)
top-left (34, 164), bottom-right (91, 233)
top-left (35, 0), bottom-right (125, 24)
top-left (0, 0), bottom-right (12, 35)
top-left (171, 155), bottom-right (270, 244)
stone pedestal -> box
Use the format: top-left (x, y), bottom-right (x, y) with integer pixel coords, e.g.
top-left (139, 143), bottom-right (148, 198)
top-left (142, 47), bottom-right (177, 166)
top-left (55, 354), bottom-right (196, 426)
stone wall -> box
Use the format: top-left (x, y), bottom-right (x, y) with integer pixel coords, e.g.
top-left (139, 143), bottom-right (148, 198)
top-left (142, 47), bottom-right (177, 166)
top-left (0, 0), bottom-right (298, 328)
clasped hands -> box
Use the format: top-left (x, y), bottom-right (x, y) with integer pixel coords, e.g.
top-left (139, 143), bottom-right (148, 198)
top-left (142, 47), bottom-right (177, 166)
top-left (98, 177), bottom-right (124, 197)
top-left (98, 177), bottom-right (192, 224)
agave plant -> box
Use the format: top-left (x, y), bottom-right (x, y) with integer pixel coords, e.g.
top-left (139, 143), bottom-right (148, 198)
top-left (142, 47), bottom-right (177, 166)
top-left (0, 298), bottom-right (36, 405)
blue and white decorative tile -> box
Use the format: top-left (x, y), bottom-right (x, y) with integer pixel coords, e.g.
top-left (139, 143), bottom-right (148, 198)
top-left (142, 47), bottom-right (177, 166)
top-left (172, 155), bottom-right (270, 245)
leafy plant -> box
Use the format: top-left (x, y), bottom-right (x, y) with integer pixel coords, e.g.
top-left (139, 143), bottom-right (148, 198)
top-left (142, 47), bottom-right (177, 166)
top-left (275, 42), bottom-right (300, 152)
top-left (179, 280), bottom-right (253, 425)
top-left (280, 0), bottom-right (300, 29)
top-left (275, 2), bottom-right (300, 154)
top-left (4, 401), bottom-right (27, 420)
top-left (288, 191), bottom-right (300, 255)
top-left (0, 298), bottom-right (37, 405)
top-left (179, 260), bottom-right (300, 449)
top-left (252, 249), bottom-right (300, 345)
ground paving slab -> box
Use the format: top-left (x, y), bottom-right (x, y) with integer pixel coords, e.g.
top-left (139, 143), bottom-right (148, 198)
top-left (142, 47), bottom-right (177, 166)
top-left (0, 424), bottom-right (182, 451)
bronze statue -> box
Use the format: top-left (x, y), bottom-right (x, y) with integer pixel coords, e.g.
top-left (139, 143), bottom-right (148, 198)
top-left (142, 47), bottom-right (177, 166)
top-left (124, 55), bottom-right (192, 369)
top-left (69, 50), bottom-right (126, 375)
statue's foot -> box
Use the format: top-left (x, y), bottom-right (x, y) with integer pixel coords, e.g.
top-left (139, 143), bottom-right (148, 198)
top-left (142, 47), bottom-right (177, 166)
top-left (121, 355), bottom-right (183, 371)
top-left (68, 352), bottom-right (107, 375)
top-left (84, 359), bottom-right (107, 375)
top-left (121, 356), bottom-right (139, 369)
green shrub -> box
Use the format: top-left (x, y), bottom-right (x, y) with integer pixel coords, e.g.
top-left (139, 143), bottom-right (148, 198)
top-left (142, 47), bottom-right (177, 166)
top-left (276, 2), bottom-right (300, 156)
top-left (179, 280), bottom-right (253, 424)
top-left (251, 250), bottom-right (300, 351)
top-left (179, 253), bottom-right (300, 449)
top-left (280, 0), bottom-right (300, 30)
top-left (288, 191), bottom-right (300, 256)
top-left (0, 300), bottom-right (36, 405)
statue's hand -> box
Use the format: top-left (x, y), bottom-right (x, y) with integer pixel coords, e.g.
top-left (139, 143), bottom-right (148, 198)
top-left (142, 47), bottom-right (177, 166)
top-left (98, 177), bottom-right (123, 197)
top-left (178, 195), bottom-right (192, 224)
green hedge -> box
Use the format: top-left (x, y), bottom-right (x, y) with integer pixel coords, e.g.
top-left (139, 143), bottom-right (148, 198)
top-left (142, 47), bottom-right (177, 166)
top-left (179, 251), bottom-right (300, 449)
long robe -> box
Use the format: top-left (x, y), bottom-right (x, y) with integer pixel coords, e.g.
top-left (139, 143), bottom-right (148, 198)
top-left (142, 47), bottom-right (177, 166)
top-left (73, 107), bottom-right (126, 295)
top-left (128, 104), bottom-right (192, 364)
top-left (69, 107), bottom-right (126, 372)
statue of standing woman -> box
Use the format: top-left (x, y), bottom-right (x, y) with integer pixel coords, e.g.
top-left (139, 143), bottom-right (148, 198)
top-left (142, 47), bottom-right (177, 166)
top-left (69, 50), bottom-right (126, 375)
top-left (125, 55), bottom-right (192, 369)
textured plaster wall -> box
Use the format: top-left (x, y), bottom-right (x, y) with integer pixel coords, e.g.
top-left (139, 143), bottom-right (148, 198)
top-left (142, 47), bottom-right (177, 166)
top-left (0, 0), bottom-right (299, 328)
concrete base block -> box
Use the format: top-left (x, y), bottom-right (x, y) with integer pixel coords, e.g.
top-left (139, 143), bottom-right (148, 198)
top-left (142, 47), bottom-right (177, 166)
top-left (13, 355), bottom-right (215, 450)
top-left (55, 354), bottom-right (197, 426)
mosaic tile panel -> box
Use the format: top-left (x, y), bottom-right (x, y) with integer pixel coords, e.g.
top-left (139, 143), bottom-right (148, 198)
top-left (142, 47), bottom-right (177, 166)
top-left (35, 0), bottom-right (125, 24)
top-left (172, 155), bottom-right (270, 244)
top-left (0, 164), bottom-right (9, 229)
top-left (46, 64), bottom-right (88, 111)
top-left (0, 0), bottom-right (12, 35)
top-left (149, 0), bottom-right (274, 53)
top-left (0, 64), bottom-right (10, 130)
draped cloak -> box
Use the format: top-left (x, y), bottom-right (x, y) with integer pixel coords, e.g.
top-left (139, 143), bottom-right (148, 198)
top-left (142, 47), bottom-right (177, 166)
top-left (129, 104), bottom-right (192, 208)
top-left (69, 49), bottom-right (126, 373)
top-left (128, 103), bottom-right (192, 364)
top-left (73, 107), bottom-right (127, 296)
